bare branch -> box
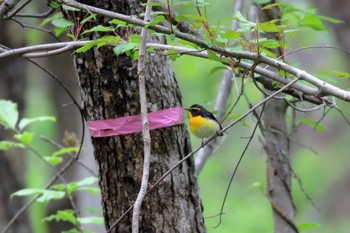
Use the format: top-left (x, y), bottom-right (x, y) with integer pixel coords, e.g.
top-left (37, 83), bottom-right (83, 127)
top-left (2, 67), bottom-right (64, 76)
top-left (0, 41), bottom-right (89, 58)
top-left (12, 8), bottom-right (55, 18)
top-left (0, 39), bottom-right (341, 110)
top-left (0, 0), bottom-right (21, 19)
top-left (132, 1), bottom-right (153, 232)
top-left (5, 0), bottom-right (30, 18)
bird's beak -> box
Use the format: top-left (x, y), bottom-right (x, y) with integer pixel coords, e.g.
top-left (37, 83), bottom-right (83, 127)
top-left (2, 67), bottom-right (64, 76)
top-left (184, 108), bottom-right (189, 111)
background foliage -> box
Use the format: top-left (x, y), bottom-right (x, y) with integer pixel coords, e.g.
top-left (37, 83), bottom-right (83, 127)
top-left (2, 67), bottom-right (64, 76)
top-left (1, 0), bottom-right (350, 232)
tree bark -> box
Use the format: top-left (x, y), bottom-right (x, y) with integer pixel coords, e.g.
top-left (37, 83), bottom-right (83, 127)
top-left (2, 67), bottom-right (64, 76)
top-left (259, 1), bottom-right (297, 232)
top-left (70, 1), bottom-right (205, 232)
top-left (263, 100), bottom-right (295, 233)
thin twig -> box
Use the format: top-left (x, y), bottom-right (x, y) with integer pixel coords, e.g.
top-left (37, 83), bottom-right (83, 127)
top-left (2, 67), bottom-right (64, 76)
top-left (40, 135), bottom-right (97, 177)
top-left (12, 8), bottom-right (55, 18)
top-left (9, 18), bottom-right (60, 41)
top-left (334, 106), bottom-right (350, 127)
top-left (131, 1), bottom-right (153, 232)
top-left (214, 103), bottom-right (265, 228)
top-left (269, 127), bottom-right (318, 155)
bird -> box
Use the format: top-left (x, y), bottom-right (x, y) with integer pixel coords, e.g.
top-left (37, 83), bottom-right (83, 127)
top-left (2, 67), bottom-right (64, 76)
top-left (185, 104), bottom-right (223, 140)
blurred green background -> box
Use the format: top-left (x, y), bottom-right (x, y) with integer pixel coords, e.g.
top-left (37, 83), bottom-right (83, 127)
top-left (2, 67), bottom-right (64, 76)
top-left (1, 0), bottom-right (350, 232)
top-left (174, 1), bottom-right (350, 233)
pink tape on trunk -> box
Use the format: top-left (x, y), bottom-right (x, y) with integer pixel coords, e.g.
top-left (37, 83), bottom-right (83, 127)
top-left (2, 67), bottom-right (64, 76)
top-left (87, 107), bottom-right (184, 138)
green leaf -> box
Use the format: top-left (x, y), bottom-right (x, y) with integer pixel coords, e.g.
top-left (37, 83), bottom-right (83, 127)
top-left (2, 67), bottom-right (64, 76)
top-left (298, 222), bottom-right (321, 231)
top-left (44, 156), bottom-right (64, 166)
top-left (0, 141), bottom-right (25, 151)
top-left (174, 1), bottom-right (209, 8)
top-left (299, 118), bottom-right (327, 132)
top-left (109, 19), bottom-right (127, 26)
top-left (175, 14), bottom-right (207, 23)
top-left (76, 36), bottom-right (121, 53)
top-left (257, 39), bottom-right (281, 49)
top-left (259, 20), bottom-right (282, 33)
top-left (253, 0), bottom-right (271, 4)
top-left (0, 100), bottom-right (18, 129)
top-left (261, 2), bottom-right (282, 10)
top-left (207, 66), bottom-right (227, 77)
top-left (52, 177), bottom-right (98, 195)
top-left (249, 180), bottom-right (267, 195)
top-left (300, 14), bottom-right (327, 31)
top-left (11, 188), bottom-right (65, 203)
top-left (146, 15), bottom-right (165, 27)
top-left (319, 70), bottom-right (350, 79)
top-left (77, 216), bottom-right (104, 225)
top-left (18, 116), bottom-right (55, 131)
top-left (220, 30), bottom-right (241, 40)
top-left (52, 147), bottom-right (80, 157)
top-left (39, 12), bottom-right (63, 27)
top-left (51, 18), bottom-right (74, 28)
top-left (95, 35), bottom-right (121, 48)
top-left (163, 49), bottom-right (180, 61)
top-left (207, 51), bottom-right (228, 63)
top-left (61, 5), bottom-right (81, 12)
top-left (53, 27), bottom-right (68, 37)
top-left (77, 187), bottom-right (101, 194)
top-left (130, 34), bottom-right (141, 43)
top-left (82, 25), bottom-right (114, 35)
top-left (48, 1), bottom-right (62, 9)
top-left (203, 39), bottom-right (214, 48)
top-left (75, 42), bottom-right (96, 53)
top-left (81, 13), bottom-right (97, 25)
top-left (235, 12), bottom-right (257, 32)
top-left (319, 15), bottom-right (343, 24)
top-left (43, 209), bottom-right (77, 225)
top-left (113, 43), bottom-right (138, 56)
top-left (75, 177), bottom-right (98, 187)
top-left (14, 131), bottom-right (34, 145)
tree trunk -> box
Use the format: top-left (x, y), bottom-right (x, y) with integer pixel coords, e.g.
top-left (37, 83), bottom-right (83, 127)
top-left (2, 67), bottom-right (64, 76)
top-left (263, 100), bottom-right (295, 233)
top-left (259, 1), bottom-right (296, 232)
top-left (70, 1), bottom-right (205, 232)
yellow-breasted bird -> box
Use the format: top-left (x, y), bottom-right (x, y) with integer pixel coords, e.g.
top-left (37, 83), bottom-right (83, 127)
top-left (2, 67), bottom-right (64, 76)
top-left (185, 104), bottom-right (223, 139)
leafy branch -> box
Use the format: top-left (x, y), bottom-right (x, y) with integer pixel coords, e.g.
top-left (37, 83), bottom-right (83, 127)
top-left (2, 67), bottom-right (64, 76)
top-left (56, 0), bottom-right (350, 103)
top-left (0, 100), bottom-right (102, 232)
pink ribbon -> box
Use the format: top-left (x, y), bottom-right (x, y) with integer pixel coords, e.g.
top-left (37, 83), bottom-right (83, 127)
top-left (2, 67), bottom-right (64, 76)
top-left (87, 107), bottom-right (184, 138)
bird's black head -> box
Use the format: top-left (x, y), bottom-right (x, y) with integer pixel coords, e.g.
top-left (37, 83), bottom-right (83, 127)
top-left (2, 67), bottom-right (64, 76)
top-left (185, 104), bottom-right (207, 116)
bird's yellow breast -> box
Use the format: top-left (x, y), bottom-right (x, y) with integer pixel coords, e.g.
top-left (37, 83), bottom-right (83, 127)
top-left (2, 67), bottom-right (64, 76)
top-left (189, 115), bottom-right (220, 139)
